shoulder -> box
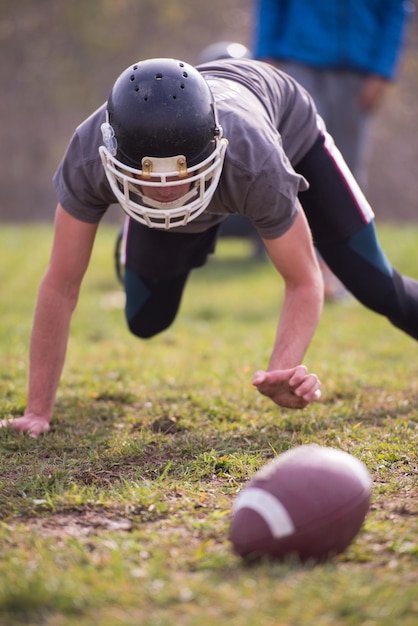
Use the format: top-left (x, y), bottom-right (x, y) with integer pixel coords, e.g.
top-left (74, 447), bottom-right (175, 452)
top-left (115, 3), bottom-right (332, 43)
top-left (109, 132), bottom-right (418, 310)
top-left (53, 103), bottom-right (115, 221)
top-left (198, 59), bottom-right (288, 104)
top-left (74, 103), bottom-right (107, 163)
top-left (201, 61), bottom-right (318, 165)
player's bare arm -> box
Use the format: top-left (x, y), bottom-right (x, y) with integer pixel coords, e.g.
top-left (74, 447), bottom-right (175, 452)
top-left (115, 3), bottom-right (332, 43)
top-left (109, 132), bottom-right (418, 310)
top-left (253, 208), bottom-right (323, 409)
top-left (0, 205), bottom-right (98, 437)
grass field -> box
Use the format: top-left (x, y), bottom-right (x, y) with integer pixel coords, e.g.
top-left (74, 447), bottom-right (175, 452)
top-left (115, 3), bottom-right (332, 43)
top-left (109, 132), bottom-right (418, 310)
top-left (0, 223), bottom-right (417, 626)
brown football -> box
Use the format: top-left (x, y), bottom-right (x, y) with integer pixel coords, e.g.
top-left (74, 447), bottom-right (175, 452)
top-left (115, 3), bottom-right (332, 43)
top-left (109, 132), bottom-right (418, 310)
top-left (230, 445), bottom-right (372, 562)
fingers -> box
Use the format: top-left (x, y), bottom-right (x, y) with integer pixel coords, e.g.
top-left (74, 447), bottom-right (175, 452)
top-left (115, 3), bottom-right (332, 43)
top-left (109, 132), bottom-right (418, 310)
top-left (252, 370), bottom-right (267, 386)
top-left (0, 416), bottom-right (50, 438)
top-left (313, 388), bottom-right (322, 400)
top-left (298, 380), bottom-right (322, 402)
top-left (288, 364), bottom-right (308, 387)
top-left (253, 367), bottom-right (296, 389)
top-left (289, 367), bottom-right (321, 402)
top-left (252, 368), bottom-right (293, 398)
top-left (293, 376), bottom-right (321, 402)
top-left (252, 365), bottom-right (322, 408)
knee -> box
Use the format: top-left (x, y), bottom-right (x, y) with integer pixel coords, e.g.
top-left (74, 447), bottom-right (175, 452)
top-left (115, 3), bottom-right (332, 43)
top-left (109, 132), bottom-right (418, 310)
top-left (127, 318), bottom-right (155, 339)
top-left (126, 313), bottom-right (173, 339)
top-left (124, 267), bottom-right (188, 339)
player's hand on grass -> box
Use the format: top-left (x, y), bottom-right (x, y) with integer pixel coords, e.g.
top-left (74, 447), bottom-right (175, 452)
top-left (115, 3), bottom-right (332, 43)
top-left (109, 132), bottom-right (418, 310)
top-left (252, 365), bottom-right (321, 409)
top-left (0, 414), bottom-right (50, 438)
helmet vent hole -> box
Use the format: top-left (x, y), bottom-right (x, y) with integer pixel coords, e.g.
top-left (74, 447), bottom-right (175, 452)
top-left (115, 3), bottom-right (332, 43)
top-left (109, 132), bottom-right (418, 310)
top-left (180, 83), bottom-right (185, 89)
top-left (155, 73), bottom-right (163, 80)
top-left (130, 75), bottom-right (135, 82)
top-left (182, 72), bottom-right (188, 78)
top-left (172, 95), bottom-right (177, 99)
top-left (135, 86), bottom-right (139, 92)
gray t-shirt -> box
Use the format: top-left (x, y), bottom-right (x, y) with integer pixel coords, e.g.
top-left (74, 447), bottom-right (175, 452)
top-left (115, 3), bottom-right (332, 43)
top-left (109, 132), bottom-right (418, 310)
top-left (53, 59), bottom-right (319, 239)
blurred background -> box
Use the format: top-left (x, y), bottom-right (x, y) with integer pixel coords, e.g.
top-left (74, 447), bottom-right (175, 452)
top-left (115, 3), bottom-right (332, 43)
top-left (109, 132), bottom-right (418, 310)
top-left (0, 0), bottom-right (417, 223)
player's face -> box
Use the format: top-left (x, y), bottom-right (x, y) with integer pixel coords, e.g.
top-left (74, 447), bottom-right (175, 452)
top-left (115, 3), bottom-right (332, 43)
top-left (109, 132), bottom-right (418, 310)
top-left (137, 174), bottom-right (192, 203)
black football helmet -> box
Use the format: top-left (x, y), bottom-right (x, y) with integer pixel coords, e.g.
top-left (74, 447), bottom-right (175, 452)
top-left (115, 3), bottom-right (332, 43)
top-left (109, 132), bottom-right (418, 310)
top-left (99, 58), bottom-right (228, 229)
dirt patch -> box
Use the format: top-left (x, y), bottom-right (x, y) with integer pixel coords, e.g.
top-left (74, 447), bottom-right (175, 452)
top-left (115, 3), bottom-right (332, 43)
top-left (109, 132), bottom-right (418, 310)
top-left (10, 511), bottom-right (133, 539)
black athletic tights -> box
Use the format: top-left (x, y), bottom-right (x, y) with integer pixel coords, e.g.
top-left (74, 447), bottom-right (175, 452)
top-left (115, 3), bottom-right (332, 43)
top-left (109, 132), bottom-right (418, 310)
top-left (296, 133), bottom-right (418, 340)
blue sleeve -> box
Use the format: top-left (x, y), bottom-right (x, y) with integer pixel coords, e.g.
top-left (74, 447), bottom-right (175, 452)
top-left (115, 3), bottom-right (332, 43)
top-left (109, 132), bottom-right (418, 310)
top-left (370, 0), bottom-right (411, 79)
top-left (253, 0), bottom-right (412, 78)
top-left (253, 0), bottom-right (286, 59)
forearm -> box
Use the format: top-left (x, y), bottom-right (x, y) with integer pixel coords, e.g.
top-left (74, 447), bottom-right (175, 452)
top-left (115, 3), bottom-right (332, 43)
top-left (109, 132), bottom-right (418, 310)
top-left (25, 275), bottom-right (78, 420)
top-left (268, 280), bottom-right (323, 371)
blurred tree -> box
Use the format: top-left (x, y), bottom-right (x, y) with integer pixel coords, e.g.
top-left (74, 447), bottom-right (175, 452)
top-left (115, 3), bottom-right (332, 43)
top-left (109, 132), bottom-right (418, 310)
top-left (0, 0), bottom-right (417, 222)
top-left (0, 0), bottom-right (251, 220)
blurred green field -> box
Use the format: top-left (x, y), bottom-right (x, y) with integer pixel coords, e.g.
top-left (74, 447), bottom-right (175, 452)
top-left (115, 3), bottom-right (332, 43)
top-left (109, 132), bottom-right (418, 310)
top-left (0, 223), bottom-right (417, 626)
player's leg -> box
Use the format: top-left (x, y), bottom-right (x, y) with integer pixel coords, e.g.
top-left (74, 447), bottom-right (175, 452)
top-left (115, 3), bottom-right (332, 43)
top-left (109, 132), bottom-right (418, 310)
top-left (125, 267), bottom-right (189, 338)
top-left (317, 223), bottom-right (418, 340)
top-left (296, 129), bottom-right (418, 340)
top-left (122, 219), bottom-right (220, 339)
top-left (114, 218), bottom-right (186, 336)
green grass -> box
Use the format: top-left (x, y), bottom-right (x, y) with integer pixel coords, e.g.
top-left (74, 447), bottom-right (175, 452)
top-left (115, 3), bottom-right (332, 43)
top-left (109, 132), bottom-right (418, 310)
top-left (0, 223), bottom-right (417, 626)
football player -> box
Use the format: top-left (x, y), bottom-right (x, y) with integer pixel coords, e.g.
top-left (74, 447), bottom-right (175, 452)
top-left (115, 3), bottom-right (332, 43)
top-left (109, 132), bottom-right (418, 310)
top-left (2, 57), bottom-right (418, 437)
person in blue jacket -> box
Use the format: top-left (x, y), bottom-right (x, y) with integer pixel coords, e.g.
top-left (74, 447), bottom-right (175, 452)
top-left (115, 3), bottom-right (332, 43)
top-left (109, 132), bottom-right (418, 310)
top-left (253, 0), bottom-right (411, 181)
top-left (253, 0), bottom-right (412, 299)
